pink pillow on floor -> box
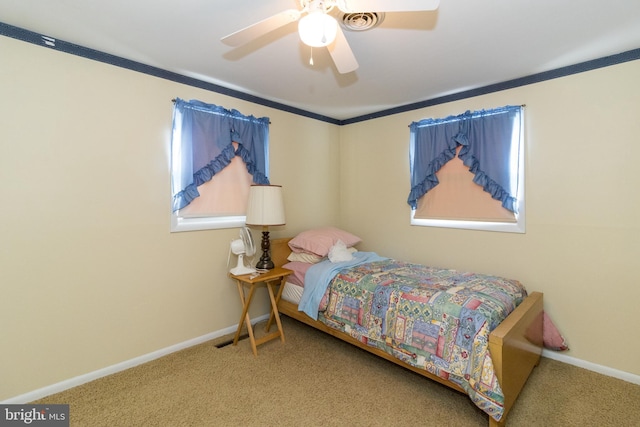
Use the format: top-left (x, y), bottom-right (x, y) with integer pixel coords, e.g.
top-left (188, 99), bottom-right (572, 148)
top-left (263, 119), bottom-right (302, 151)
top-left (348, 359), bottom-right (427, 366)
top-left (543, 312), bottom-right (569, 351)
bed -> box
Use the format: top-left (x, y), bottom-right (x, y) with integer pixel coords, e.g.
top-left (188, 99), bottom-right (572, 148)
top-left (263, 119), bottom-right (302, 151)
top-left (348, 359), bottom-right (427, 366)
top-left (267, 229), bottom-right (543, 427)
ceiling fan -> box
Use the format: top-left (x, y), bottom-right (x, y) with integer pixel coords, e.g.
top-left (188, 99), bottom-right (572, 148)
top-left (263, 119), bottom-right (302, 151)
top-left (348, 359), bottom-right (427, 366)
top-left (221, 0), bottom-right (440, 74)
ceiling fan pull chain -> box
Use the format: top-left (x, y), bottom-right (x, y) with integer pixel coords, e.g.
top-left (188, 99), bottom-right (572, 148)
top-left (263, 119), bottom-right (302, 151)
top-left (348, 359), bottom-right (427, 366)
top-left (310, 46), bottom-right (314, 65)
top-left (320, 15), bottom-right (327, 44)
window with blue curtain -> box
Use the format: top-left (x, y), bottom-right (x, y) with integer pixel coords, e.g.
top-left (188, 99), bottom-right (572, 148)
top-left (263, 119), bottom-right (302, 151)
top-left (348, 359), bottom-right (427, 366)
top-left (408, 105), bottom-right (524, 232)
top-left (170, 98), bottom-right (270, 231)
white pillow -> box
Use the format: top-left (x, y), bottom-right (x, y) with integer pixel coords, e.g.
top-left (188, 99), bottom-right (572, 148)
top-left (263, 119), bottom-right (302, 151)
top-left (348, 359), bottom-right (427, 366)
top-left (287, 251), bottom-right (324, 264)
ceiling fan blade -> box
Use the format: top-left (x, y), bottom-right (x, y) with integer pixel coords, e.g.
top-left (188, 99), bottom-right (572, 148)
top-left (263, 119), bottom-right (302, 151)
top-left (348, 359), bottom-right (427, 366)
top-left (327, 26), bottom-right (358, 74)
top-left (221, 9), bottom-right (301, 47)
top-left (337, 0), bottom-right (440, 13)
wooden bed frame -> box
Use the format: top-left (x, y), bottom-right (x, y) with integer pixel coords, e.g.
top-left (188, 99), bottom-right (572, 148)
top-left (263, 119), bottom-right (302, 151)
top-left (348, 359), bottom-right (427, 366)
top-left (269, 238), bottom-right (543, 427)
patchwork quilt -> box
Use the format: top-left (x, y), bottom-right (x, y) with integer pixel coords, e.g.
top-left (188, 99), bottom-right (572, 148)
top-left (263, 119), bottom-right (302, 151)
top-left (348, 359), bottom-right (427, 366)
top-left (313, 258), bottom-right (527, 422)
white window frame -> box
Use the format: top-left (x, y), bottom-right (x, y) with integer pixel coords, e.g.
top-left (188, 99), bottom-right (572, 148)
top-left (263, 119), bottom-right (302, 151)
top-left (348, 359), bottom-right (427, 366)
top-left (171, 214), bottom-right (246, 232)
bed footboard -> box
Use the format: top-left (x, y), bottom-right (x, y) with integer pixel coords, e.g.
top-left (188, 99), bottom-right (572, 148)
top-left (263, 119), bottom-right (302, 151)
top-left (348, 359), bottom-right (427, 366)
top-left (489, 291), bottom-right (543, 425)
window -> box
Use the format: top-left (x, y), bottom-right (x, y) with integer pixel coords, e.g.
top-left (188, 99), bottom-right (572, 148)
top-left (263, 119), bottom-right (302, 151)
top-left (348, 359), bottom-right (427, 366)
top-left (408, 105), bottom-right (525, 233)
top-left (170, 99), bottom-right (270, 232)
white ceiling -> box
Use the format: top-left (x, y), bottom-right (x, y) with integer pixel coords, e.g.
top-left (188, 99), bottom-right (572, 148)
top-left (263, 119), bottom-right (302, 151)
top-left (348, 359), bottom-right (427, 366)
top-left (1, 0), bottom-right (639, 121)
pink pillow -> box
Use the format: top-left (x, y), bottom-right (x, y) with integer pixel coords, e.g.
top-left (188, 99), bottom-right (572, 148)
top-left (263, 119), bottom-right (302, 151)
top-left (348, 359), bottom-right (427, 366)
top-left (282, 261), bottom-right (313, 287)
top-left (543, 312), bottom-right (569, 351)
top-left (288, 227), bottom-right (361, 257)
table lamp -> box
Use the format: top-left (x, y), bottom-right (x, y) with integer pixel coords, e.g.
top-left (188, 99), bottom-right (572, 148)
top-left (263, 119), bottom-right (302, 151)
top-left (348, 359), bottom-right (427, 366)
top-left (245, 184), bottom-right (285, 270)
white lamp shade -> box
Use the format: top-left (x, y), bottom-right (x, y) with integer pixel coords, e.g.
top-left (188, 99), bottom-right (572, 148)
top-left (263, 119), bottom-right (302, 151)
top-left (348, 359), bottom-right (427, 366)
top-left (298, 11), bottom-right (338, 47)
top-left (245, 185), bottom-right (286, 226)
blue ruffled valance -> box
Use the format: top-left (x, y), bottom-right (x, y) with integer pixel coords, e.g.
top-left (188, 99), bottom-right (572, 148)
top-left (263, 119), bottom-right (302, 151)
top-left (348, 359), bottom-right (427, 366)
top-left (408, 105), bottom-right (522, 212)
top-left (171, 98), bottom-right (270, 212)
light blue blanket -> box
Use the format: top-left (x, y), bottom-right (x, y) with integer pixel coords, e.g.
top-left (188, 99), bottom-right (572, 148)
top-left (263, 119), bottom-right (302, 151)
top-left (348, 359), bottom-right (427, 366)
top-left (298, 251), bottom-right (388, 320)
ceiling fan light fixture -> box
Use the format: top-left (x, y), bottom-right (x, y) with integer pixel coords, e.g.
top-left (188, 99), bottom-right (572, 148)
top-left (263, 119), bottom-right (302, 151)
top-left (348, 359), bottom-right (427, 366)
top-left (298, 11), bottom-right (338, 47)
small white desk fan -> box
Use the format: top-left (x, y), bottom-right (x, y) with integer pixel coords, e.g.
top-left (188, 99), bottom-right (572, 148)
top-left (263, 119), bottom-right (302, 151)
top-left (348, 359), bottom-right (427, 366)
top-left (229, 227), bottom-right (257, 275)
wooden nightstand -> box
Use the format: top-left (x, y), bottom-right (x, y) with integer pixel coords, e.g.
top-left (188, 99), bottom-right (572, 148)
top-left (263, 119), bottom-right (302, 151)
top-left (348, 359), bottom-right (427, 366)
top-left (229, 266), bottom-right (292, 356)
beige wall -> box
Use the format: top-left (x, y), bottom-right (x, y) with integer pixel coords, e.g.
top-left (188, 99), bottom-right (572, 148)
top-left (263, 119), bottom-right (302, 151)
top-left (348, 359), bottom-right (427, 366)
top-left (0, 36), bottom-right (339, 400)
top-left (1, 34), bottom-right (638, 401)
top-left (339, 59), bottom-right (640, 376)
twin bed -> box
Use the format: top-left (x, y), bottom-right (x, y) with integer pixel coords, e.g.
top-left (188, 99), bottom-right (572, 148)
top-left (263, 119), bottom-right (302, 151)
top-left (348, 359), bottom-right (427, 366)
top-left (266, 228), bottom-right (543, 427)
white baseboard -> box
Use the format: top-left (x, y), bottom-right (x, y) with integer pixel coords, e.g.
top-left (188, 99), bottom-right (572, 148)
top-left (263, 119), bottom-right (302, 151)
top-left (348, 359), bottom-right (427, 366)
top-left (542, 349), bottom-right (640, 385)
top-left (1, 314), bottom-right (269, 404)
top-left (4, 315), bottom-right (638, 404)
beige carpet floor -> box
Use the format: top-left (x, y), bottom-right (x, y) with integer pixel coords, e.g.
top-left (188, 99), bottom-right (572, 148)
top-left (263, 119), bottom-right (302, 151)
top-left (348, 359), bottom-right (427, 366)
top-left (34, 316), bottom-right (640, 426)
